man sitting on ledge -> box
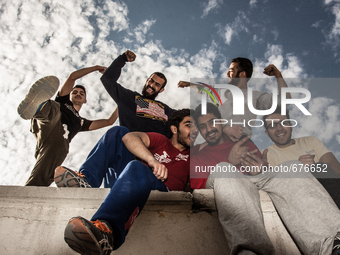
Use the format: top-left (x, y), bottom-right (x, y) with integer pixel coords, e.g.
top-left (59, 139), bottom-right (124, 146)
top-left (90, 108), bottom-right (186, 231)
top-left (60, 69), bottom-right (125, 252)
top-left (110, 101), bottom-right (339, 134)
top-left (191, 102), bottom-right (340, 255)
top-left (54, 109), bottom-right (198, 254)
top-left (263, 106), bottom-right (340, 208)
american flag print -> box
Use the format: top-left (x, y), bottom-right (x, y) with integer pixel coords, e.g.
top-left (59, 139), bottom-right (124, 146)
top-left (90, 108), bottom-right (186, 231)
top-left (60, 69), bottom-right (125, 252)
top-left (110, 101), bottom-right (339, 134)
top-left (135, 96), bottom-right (168, 123)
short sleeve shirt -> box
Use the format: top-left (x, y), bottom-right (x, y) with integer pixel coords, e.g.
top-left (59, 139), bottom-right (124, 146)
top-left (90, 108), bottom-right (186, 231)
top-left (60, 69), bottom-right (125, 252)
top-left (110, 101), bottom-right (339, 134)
top-left (147, 132), bottom-right (190, 191)
top-left (55, 94), bottom-right (92, 142)
top-left (266, 136), bottom-right (331, 166)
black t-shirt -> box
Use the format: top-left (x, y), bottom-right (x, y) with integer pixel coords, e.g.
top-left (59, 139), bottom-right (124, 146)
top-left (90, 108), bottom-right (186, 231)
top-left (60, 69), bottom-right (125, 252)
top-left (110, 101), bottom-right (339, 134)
top-left (101, 54), bottom-right (175, 138)
top-left (55, 94), bottom-right (92, 142)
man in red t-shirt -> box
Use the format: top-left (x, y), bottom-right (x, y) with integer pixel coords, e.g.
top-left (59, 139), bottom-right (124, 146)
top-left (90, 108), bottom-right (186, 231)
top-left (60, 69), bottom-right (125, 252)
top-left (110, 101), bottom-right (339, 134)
top-left (191, 103), bottom-right (340, 255)
top-left (59, 109), bottom-right (198, 254)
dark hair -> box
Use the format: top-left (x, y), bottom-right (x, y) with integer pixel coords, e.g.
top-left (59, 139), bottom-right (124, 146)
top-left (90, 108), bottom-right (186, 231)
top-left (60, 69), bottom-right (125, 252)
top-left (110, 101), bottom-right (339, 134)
top-left (193, 102), bottom-right (221, 123)
top-left (169, 108), bottom-right (191, 137)
top-left (151, 72), bottom-right (167, 88)
top-left (263, 106), bottom-right (290, 130)
top-left (231, 57), bottom-right (253, 79)
top-left (73, 85), bottom-right (86, 95)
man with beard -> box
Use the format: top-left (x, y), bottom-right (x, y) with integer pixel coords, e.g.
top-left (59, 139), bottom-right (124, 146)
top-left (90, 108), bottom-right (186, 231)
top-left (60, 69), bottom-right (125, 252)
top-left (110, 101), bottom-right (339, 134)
top-left (101, 50), bottom-right (174, 137)
top-left (178, 58), bottom-right (290, 142)
top-left (58, 109), bottom-right (198, 254)
top-left (191, 103), bottom-right (340, 255)
top-left (54, 50), bottom-right (176, 187)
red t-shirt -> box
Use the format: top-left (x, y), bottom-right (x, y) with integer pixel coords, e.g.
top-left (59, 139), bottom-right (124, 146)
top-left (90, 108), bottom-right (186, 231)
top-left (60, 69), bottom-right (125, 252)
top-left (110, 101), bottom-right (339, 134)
top-left (147, 132), bottom-right (190, 191)
top-left (190, 139), bottom-right (262, 189)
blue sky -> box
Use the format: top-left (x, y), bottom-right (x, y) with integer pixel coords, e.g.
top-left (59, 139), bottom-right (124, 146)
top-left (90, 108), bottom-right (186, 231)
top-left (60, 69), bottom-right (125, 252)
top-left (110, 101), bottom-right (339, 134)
top-left (1, 0), bottom-right (340, 185)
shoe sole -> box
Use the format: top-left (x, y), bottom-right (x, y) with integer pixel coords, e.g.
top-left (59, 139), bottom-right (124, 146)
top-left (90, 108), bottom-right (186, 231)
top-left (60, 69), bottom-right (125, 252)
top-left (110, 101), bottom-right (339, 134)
top-left (64, 217), bottom-right (102, 255)
top-left (54, 166), bottom-right (91, 188)
top-left (17, 76), bottom-right (59, 120)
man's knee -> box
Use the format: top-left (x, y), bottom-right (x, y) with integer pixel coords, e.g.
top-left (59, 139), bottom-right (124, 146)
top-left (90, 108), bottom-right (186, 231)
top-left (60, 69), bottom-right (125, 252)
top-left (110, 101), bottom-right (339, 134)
top-left (106, 126), bottom-right (129, 137)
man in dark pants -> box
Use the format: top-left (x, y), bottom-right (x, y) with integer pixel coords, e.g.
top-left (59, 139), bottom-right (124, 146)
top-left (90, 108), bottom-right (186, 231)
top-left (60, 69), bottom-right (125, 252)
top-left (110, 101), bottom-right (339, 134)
top-left (58, 109), bottom-right (198, 254)
top-left (54, 50), bottom-right (177, 187)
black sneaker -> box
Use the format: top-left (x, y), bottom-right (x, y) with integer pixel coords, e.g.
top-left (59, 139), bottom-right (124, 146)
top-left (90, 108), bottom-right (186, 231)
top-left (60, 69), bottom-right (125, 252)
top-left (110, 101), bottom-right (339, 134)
top-left (333, 232), bottom-right (340, 255)
top-left (54, 166), bottom-right (91, 188)
top-left (64, 216), bottom-right (114, 255)
top-left (17, 76), bottom-right (59, 120)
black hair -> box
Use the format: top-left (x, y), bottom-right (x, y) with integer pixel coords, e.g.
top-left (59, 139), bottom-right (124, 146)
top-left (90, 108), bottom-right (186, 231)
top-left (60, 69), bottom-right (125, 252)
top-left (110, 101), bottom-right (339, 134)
top-left (193, 102), bottom-right (221, 124)
top-left (262, 106), bottom-right (290, 130)
top-left (73, 85), bottom-right (86, 95)
top-left (231, 57), bottom-right (253, 79)
top-left (168, 108), bottom-right (191, 137)
top-left (151, 72), bottom-right (167, 88)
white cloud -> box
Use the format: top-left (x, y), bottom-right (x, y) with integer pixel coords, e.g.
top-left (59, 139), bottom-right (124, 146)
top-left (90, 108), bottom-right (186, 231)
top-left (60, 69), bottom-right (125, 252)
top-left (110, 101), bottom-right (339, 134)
top-left (292, 97), bottom-right (340, 144)
top-left (218, 11), bottom-right (249, 45)
top-left (0, 0), bottom-right (221, 186)
top-left (125, 19), bottom-right (156, 44)
top-left (250, 0), bottom-right (258, 8)
top-left (201, 0), bottom-right (223, 18)
top-left (252, 44), bottom-right (306, 83)
top-left (322, 1), bottom-right (340, 57)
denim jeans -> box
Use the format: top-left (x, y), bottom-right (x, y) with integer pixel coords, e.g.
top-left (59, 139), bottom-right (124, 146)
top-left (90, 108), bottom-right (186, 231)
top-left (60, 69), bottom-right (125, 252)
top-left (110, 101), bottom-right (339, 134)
top-left (91, 160), bottom-right (168, 249)
top-left (79, 126), bottom-right (134, 188)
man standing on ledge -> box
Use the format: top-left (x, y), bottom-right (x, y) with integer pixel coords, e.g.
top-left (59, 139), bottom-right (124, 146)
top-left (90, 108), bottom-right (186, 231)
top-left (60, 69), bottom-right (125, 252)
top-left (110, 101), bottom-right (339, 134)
top-left (18, 66), bottom-right (118, 186)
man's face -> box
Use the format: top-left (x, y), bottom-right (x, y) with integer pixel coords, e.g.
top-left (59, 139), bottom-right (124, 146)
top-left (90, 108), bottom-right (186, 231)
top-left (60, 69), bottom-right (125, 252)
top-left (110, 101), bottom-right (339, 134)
top-left (177, 116), bottom-right (198, 148)
top-left (70, 88), bottom-right (86, 105)
top-left (226, 62), bottom-right (242, 86)
top-left (142, 74), bottom-right (165, 100)
top-left (197, 113), bottom-right (223, 146)
top-left (265, 113), bottom-right (293, 148)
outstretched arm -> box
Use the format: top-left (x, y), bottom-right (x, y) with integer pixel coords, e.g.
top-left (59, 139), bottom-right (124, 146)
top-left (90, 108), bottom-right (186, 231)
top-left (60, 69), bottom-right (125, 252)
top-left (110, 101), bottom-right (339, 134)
top-left (59, 65), bottom-right (107, 96)
top-left (89, 107), bottom-right (119, 131)
top-left (263, 64), bottom-right (291, 99)
top-left (122, 132), bottom-right (168, 181)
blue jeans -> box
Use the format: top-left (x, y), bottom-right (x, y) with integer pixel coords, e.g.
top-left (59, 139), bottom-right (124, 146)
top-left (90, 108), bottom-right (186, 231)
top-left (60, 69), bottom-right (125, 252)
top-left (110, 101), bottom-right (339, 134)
top-left (79, 126), bottom-right (134, 188)
top-left (91, 160), bottom-right (168, 250)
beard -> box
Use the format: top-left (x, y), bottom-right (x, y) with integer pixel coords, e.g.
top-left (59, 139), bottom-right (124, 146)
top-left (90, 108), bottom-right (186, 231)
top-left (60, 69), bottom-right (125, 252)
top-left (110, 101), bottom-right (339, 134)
top-left (177, 131), bottom-right (190, 149)
top-left (228, 71), bottom-right (242, 86)
top-left (141, 84), bottom-right (159, 100)
top-left (205, 130), bottom-right (222, 146)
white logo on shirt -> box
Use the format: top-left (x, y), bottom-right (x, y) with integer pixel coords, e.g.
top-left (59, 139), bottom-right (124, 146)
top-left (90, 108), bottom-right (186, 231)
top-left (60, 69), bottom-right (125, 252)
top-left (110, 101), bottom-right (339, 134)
top-left (175, 153), bottom-right (189, 162)
top-left (62, 124), bottom-right (70, 140)
top-left (154, 151), bottom-right (171, 163)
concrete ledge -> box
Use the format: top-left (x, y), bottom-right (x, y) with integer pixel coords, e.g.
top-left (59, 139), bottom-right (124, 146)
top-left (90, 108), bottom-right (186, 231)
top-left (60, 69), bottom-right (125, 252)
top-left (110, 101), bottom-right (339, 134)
top-left (0, 186), bottom-right (300, 254)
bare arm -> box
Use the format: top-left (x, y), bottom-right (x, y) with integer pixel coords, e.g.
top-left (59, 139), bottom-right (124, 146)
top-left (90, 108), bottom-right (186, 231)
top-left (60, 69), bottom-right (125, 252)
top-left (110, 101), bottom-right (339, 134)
top-left (89, 108), bottom-right (119, 131)
top-left (122, 132), bottom-right (168, 181)
top-left (319, 152), bottom-right (340, 176)
top-left (263, 64), bottom-right (291, 99)
top-left (59, 65), bottom-right (107, 96)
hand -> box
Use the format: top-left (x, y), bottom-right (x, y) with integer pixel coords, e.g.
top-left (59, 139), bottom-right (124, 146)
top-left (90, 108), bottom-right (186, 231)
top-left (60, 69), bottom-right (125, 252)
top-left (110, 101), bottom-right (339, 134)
top-left (223, 125), bottom-right (243, 142)
top-left (263, 64), bottom-right (282, 78)
top-left (177, 81), bottom-right (190, 88)
top-left (95, 65), bottom-right (107, 74)
top-left (240, 149), bottom-right (268, 176)
top-left (298, 154), bottom-right (315, 167)
top-left (228, 136), bottom-right (250, 166)
top-left (125, 50), bottom-right (136, 62)
top-left (148, 159), bottom-right (168, 182)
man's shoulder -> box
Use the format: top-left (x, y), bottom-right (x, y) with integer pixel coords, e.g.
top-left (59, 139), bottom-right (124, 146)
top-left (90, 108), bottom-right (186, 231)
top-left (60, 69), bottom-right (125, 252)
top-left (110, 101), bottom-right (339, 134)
top-left (294, 136), bottom-right (322, 146)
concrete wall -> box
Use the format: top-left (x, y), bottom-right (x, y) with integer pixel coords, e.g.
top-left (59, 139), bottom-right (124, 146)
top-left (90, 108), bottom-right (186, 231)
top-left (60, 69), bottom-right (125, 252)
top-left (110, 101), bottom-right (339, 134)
top-left (0, 186), bottom-right (301, 255)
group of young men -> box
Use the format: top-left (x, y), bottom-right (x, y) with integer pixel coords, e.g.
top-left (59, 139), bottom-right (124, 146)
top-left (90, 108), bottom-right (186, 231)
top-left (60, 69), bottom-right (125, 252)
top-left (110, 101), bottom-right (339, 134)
top-left (18, 50), bottom-right (340, 254)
